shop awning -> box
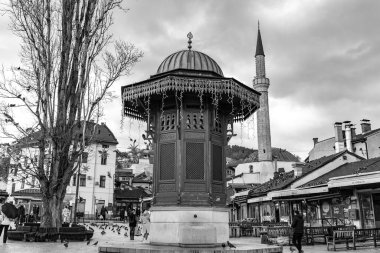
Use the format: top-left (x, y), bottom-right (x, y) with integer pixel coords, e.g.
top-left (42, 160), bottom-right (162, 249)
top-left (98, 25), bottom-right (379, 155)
top-left (247, 195), bottom-right (271, 203)
top-left (268, 186), bottom-right (329, 199)
top-left (328, 171), bottom-right (380, 188)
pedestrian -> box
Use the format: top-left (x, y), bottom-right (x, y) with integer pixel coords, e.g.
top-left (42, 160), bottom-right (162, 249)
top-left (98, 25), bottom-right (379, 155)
top-left (100, 205), bottom-right (108, 222)
top-left (141, 207), bottom-right (151, 240)
top-left (290, 210), bottom-right (304, 253)
top-left (128, 209), bottom-right (137, 240)
top-left (18, 204), bottom-right (25, 225)
top-left (62, 205), bottom-right (71, 224)
top-left (32, 204), bottom-right (39, 222)
top-left (120, 208), bottom-right (125, 222)
top-left (0, 200), bottom-right (15, 243)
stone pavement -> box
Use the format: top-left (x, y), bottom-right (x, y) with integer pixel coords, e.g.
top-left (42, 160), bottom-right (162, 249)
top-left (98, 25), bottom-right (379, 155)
top-left (1, 222), bottom-right (380, 253)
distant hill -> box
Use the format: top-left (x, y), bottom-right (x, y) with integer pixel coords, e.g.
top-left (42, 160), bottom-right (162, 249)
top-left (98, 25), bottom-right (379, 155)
top-left (226, 145), bottom-right (300, 166)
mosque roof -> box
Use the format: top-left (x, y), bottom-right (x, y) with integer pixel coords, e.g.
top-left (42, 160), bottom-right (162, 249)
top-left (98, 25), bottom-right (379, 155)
top-left (156, 50), bottom-right (224, 77)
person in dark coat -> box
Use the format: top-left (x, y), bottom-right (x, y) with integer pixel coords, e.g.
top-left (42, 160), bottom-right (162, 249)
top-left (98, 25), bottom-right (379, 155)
top-left (128, 209), bottom-right (137, 240)
top-left (18, 204), bottom-right (25, 225)
top-left (120, 208), bottom-right (125, 222)
top-left (291, 210), bottom-right (304, 253)
top-left (32, 204), bottom-right (39, 222)
top-left (100, 205), bottom-right (108, 221)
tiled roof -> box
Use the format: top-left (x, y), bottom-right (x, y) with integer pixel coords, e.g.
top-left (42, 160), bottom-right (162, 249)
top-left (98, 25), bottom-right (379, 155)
top-left (352, 128), bottom-right (380, 143)
top-left (132, 172), bottom-right (152, 183)
top-left (301, 150), bottom-right (363, 176)
top-left (16, 121), bottom-right (118, 147)
top-left (114, 187), bottom-right (151, 200)
top-left (300, 157), bottom-right (380, 188)
top-left (248, 171), bottom-right (296, 198)
top-left (11, 188), bottom-right (41, 197)
top-left (0, 190), bottom-right (9, 197)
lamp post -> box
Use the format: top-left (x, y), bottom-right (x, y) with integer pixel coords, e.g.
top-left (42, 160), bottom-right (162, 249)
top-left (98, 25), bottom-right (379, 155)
top-left (73, 169), bottom-right (81, 224)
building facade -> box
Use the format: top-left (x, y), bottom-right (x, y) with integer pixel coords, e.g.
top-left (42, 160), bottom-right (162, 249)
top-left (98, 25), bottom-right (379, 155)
top-left (6, 122), bottom-right (118, 218)
top-left (309, 120), bottom-right (380, 161)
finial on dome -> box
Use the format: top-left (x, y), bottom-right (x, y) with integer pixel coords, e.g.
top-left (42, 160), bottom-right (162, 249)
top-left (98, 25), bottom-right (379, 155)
top-left (258, 20), bottom-right (260, 30)
top-left (187, 32), bottom-right (193, 50)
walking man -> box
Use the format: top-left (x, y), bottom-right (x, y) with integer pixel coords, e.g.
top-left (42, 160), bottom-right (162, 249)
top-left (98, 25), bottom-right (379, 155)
top-left (291, 210), bottom-right (304, 253)
top-left (128, 209), bottom-right (137, 240)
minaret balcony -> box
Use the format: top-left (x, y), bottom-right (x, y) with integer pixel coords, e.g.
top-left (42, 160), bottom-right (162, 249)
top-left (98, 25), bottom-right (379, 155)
top-left (253, 77), bottom-right (270, 85)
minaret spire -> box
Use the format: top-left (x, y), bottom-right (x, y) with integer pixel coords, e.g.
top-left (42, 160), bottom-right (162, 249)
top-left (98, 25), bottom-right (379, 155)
top-left (255, 21), bottom-right (265, 57)
top-left (253, 22), bottom-right (272, 163)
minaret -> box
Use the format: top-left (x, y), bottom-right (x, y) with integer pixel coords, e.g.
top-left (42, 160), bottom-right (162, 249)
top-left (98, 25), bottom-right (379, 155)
top-left (253, 23), bottom-right (272, 162)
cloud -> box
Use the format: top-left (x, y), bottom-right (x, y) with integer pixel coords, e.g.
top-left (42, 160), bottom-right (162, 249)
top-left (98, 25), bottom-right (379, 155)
top-left (1, 0), bottom-right (380, 160)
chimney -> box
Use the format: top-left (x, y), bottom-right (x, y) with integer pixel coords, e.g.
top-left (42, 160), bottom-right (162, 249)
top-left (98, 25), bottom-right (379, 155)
top-left (334, 122), bottom-right (344, 153)
top-left (351, 127), bottom-right (356, 139)
top-left (344, 123), bottom-right (353, 152)
top-left (292, 162), bottom-right (304, 177)
top-left (361, 119), bottom-right (371, 133)
top-left (313, 138), bottom-right (318, 146)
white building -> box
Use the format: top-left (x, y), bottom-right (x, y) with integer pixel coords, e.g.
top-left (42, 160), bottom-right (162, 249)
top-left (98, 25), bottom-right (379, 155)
top-left (6, 122), bottom-right (118, 217)
top-left (308, 120), bottom-right (380, 162)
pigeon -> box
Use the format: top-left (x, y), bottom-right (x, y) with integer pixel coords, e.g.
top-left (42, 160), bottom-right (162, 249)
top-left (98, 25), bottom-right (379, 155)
top-left (227, 241), bottom-right (236, 249)
top-left (93, 241), bottom-right (98, 246)
top-left (221, 243), bottom-right (226, 249)
top-left (124, 232), bottom-right (128, 237)
top-left (63, 240), bottom-right (69, 248)
top-left (290, 246), bottom-right (296, 252)
top-left (118, 231), bottom-right (121, 235)
top-left (101, 230), bottom-right (106, 235)
top-left (87, 239), bottom-right (92, 245)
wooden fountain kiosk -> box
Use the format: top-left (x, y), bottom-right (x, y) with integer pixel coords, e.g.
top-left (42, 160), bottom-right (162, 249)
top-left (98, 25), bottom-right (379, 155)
top-left (121, 33), bottom-right (260, 247)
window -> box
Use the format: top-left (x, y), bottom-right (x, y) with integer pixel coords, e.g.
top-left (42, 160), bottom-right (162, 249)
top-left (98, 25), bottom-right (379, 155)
top-left (79, 174), bottom-right (86, 187)
top-left (249, 165), bottom-right (253, 173)
top-left (21, 178), bottom-right (25, 189)
top-left (101, 155), bottom-right (107, 165)
top-left (73, 174), bottom-right (77, 186)
top-left (100, 176), bottom-right (106, 188)
top-left (31, 176), bottom-right (36, 187)
top-left (102, 144), bottom-right (109, 149)
top-left (82, 152), bottom-right (88, 163)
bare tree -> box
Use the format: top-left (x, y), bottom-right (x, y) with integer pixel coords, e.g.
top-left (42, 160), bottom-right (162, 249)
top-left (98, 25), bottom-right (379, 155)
top-left (0, 0), bottom-right (143, 227)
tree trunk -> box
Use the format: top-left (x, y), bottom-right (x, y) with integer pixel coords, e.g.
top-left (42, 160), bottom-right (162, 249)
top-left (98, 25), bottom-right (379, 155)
top-left (41, 192), bottom-right (64, 228)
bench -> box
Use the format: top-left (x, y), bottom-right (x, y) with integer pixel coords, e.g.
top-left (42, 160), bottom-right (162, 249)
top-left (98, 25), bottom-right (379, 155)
top-left (307, 226), bottom-right (329, 244)
top-left (326, 230), bottom-right (355, 251)
top-left (7, 226), bottom-right (33, 241)
top-left (267, 227), bottom-right (292, 245)
top-left (240, 222), bottom-right (261, 237)
top-left (353, 228), bottom-right (380, 249)
top-left (35, 227), bottom-right (59, 242)
top-left (59, 226), bottom-right (94, 241)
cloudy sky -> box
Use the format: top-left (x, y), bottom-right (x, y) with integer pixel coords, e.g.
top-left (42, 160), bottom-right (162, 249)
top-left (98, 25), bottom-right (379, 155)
top-left (1, 0), bottom-right (379, 160)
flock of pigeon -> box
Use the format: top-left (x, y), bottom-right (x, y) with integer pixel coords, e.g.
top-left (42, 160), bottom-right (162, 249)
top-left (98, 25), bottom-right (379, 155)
top-left (60, 222), bottom-right (237, 250)
top-left (61, 222), bottom-right (133, 249)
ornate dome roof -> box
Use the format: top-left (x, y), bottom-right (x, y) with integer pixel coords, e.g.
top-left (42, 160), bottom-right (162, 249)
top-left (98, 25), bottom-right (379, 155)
top-left (156, 50), bottom-right (224, 77)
